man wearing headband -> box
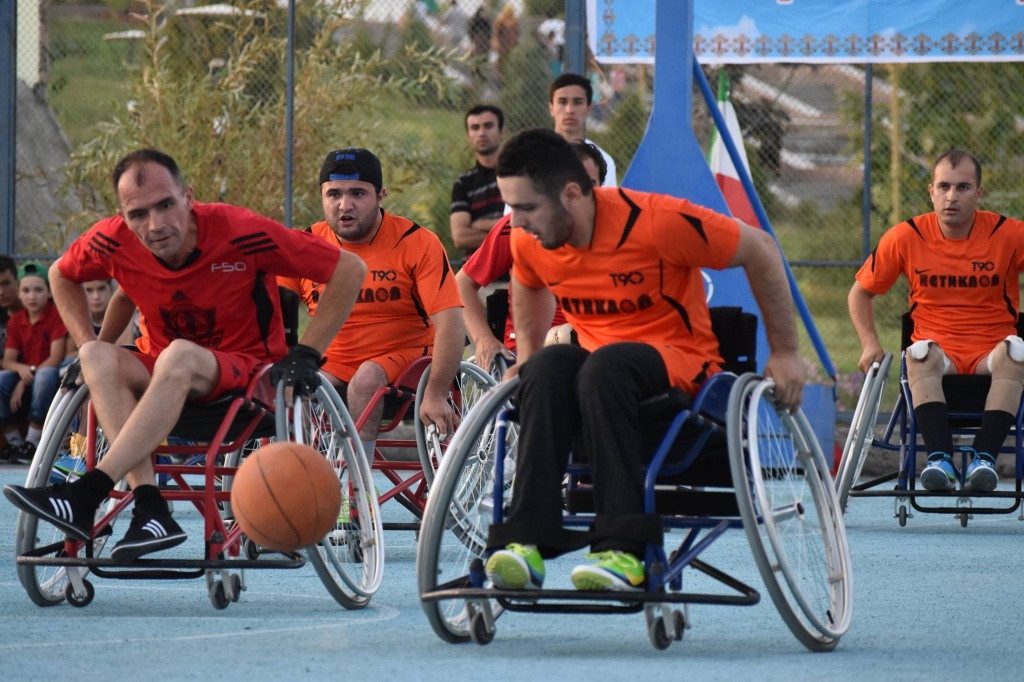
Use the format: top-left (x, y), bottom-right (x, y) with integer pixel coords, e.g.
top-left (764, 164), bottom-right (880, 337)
top-left (279, 148), bottom-right (465, 455)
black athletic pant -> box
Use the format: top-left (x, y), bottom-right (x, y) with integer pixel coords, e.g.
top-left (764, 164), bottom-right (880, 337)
top-left (487, 342), bottom-right (669, 558)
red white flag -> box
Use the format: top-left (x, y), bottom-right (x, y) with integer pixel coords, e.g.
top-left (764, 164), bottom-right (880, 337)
top-left (708, 70), bottom-right (760, 227)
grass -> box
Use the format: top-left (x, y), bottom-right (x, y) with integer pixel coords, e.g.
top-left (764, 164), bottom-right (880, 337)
top-left (48, 16), bottom-right (138, 147)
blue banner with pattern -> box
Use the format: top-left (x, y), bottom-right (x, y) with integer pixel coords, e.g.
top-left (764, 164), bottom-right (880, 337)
top-left (588, 0), bottom-right (1024, 63)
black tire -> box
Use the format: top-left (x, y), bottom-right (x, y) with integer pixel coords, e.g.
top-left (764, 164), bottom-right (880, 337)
top-left (209, 580), bottom-right (229, 610)
top-left (648, 617), bottom-right (671, 650)
top-left (64, 579), bottom-right (94, 608)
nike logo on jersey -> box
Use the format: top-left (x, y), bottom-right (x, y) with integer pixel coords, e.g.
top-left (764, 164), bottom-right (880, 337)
top-left (914, 268), bottom-right (930, 275)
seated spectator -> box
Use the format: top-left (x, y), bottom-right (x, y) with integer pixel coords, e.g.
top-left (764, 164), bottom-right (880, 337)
top-left (0, 256), bottom-right (19, 353)
top-left (456, 141), bottom-right (606, 371)
top-left (0, 262), bottom-right (68, 464)
top-left (65, 280), bottom-right (137, 361)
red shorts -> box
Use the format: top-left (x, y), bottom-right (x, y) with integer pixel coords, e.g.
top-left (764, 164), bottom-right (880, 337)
top-left (323, 346), bottom-right (430, 385)
top-left (130, 349), bottom-right (267, 401)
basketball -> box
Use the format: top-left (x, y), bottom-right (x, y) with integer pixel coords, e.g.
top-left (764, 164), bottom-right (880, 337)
top-left (230, 441), bottom-right (341, 552)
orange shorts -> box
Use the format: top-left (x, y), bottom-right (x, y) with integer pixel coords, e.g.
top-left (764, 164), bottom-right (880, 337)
top-left (130, 349), bottom-right (267, 401)
top-left (940, 347), bottom-right (992, 375)
top-left (657, 345), bottom-right (724, 395)
top-left (323, 346), bottom-right (430, 385)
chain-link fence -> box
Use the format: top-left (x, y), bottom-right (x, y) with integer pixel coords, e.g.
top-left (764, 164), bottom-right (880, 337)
top-left (11, 1), bottom-right (1024, 396)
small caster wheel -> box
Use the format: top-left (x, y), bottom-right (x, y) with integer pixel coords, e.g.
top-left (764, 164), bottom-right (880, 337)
top-left (897, 506), bottom-right (908, 527)
top-left (229, 573), bottom-right (243, 602)
top-left (470, 612), bottom-right (494, 645)
top-left (209, 580), bottom-right (230, 610)
top-left (648, 616), bottom-right (671, 650)
top-left (65, 579), bottom-right (95, 608)
top-left (242, 536), bottom-right (261, 560)
top-left (959, 513), bottom-right (969, 528)
top-left (672, 610), bottom-right (686, 642)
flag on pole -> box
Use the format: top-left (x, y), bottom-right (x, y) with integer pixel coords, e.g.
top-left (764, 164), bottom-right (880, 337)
top-left (707, 70), bottom-right (760, 227)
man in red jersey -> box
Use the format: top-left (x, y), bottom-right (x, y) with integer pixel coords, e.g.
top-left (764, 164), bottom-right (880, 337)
top-left (483, 129), bottom-right (802, 593)
top-left (850, 149), bottom-right (1024, 493)
top-left (279, 148), bottom-right (465, 455)
top-left (4, 149), bottom-right (366, 562)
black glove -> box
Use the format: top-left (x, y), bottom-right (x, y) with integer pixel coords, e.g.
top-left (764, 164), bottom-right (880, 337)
top-left (269, 344), bottom-right (325, 396)
top-left (60, 358), bottom-right (82, 390)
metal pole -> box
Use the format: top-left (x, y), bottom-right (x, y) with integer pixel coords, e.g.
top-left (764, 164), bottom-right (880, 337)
top-left (564, 0), bottom-right (585, 75)
top-left (1, 0), bottom-right (15, 255)
top-left (862, 63), bottom-right (873, 259)
top-left (284, 0), bottom-right (295, 228)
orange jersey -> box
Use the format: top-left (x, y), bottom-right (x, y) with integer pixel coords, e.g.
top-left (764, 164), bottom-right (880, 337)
top-left (856, 210), bottom-right (1024, 355)
top-left (279, 211), bottom-right (463, 374)
top-left (510, 187), bottom-right (741, 392)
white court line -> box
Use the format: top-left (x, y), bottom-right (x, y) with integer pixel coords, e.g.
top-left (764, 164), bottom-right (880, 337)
top-left (0, 602), bottom-right (400, 650)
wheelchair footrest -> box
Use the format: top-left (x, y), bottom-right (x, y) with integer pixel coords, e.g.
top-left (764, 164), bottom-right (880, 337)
top-left (16, 553), bottom-right (305, 580)
top-left (422, 583), bottom-right (758, 612)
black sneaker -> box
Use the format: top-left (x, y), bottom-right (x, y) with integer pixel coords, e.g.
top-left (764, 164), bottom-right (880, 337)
top-left (2, 483), bottom-right (94, 541)
top-left (13, 441), bottom-right (36, 465)
top-left (110, 508), bottom-right (187, 562)
top-left (0, 442), bottom-right (20, 464)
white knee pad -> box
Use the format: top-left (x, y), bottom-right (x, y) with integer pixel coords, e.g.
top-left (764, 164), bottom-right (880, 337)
top-left (987, 335), bottom-right (1024, 373)
top-left (907, 339), bottom-right (952, 374)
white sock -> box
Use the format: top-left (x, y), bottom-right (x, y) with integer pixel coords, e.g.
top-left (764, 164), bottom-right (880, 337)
top-left (4, 429), bottom-right (22, 445)
top-left (26, 427), bottom-right (42, 446)
top-left (360, 440), bottom-right (376, 457)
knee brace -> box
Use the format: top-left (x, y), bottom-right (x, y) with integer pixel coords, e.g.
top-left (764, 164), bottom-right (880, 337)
top-left (986, 335), bottom-right (1024, 374)
top-left (907, 340), bottom-right (952, 374)
top-left (906, 340), bottom-right (949, 406)
top-left (985, 337), bottom-right (1024, 413)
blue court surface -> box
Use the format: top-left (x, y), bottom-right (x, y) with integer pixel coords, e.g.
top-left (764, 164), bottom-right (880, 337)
top-left (2, 465), bottom-right (1022, 681)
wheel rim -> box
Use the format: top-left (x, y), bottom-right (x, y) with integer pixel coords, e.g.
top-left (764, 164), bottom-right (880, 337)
top-left (743, 379), bottom-right (853, 640)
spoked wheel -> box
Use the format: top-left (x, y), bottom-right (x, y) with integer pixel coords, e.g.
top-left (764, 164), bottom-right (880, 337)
top-left (835, 353), bottom-right (892, 511)
top-left (14, 385), bottom-right (119, 606)
top-left (416, 361), bottom-right (496, 487)
top-left (728, 374), bottom-right (853, 652)
top-left (417, 377), bottom-right (519, 643)
top-left (278, 379), bottom-right (384, 610)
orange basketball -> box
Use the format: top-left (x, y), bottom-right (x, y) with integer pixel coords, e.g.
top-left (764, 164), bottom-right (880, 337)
top-left (230, 441), bottom-right (341, 552)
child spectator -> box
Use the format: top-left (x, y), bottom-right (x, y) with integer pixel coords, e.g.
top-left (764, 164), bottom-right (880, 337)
top-left (64, 279), bottom-right (137, 362)
top-left (0, 262), bottom-right (68, 464)
top-left (0, 256), bottom-right (19, 353)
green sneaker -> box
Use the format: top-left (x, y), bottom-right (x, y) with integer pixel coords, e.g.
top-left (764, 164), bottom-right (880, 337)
top-left (571, 550), bottom-right (645, 591)
top-left (485, 543), bottom-right (545, 589)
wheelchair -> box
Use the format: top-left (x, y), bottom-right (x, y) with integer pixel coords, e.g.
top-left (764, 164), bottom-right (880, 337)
top-left (417, 308), bottom-right (853, 651)
top-left (12, 368), bottom-right (384, 610)
top-left (343, 356), bottom-right (495, 529)
top-left (836, 315), bottom-right (1024, 527)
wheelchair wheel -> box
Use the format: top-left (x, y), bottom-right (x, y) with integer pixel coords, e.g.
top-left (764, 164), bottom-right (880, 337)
top-left (835, 353), bottom-right (892, 512)
top-left (417, 377), bottom-right (519, 643)
top-left (728, 374), bottom-right (853, 652)
top-left (14, 385), bottom-right (117, 606)
top-left (277, 379), bottom-right (384, 610)
top-left (416, 361), bottom-right (496, 487)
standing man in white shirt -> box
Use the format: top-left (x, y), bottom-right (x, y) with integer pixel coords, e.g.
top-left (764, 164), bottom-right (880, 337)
top-left (548, 73), bottom-right (617, 187)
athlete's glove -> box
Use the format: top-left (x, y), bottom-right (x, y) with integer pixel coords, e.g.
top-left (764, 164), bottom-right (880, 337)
top-left (269, 344), bottom-right (325, 396)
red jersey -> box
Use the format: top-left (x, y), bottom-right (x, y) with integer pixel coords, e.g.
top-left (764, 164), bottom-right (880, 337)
top-left (5, 301), bottom-right (68, 366)
top-left (856, 210), bottom-right (1024, 355)
top-left (279, 211), bottom-right (463, 371)
top-left (59, 202), bottom-right (341, 363)
top-left (460, 215), bottom-right (567, 351)
top-left (511, 187), bottom-right (740, 392)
